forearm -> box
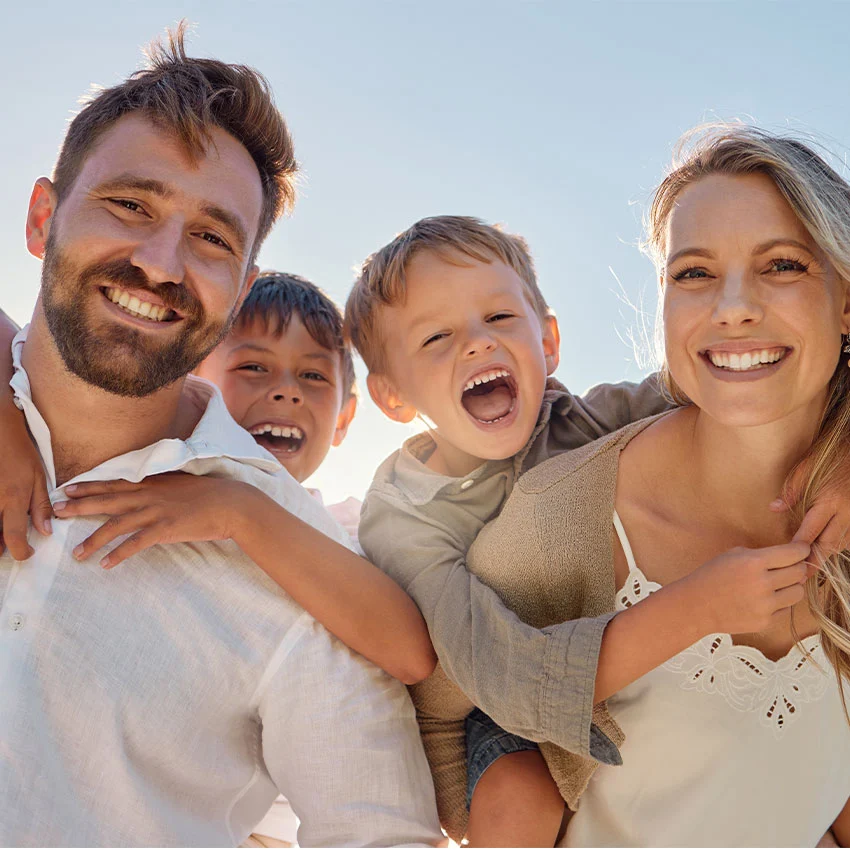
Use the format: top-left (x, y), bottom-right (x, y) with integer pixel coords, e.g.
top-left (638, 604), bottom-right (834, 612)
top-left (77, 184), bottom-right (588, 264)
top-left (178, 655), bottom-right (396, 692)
top-left (593, 578), bottom-right (709, 703)
top-left (0, 309), bottom-right (20, 397)
top-left (234, 487), bottom-right (436, 684)
top-left (832, 797), bottom-right (850, 847)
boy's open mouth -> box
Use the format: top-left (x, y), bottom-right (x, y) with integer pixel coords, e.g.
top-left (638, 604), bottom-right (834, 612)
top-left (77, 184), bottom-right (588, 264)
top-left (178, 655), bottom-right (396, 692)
top-left (249, 423), bottom-right (305, 455)
top-left (460, 368), bottom-right (518, 424)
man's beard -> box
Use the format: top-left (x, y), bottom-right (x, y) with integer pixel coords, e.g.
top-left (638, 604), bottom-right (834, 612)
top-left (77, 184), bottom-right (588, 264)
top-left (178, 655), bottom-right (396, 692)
top-left (41, 228), bottom-right (235, 398)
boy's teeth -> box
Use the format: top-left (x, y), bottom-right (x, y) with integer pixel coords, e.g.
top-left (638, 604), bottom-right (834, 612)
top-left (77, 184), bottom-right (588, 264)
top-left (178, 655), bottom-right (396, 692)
top-left (707, 348), bottom-right (786, 371)
top-left (463, 369), bottom-right (510, 392)
top-left (105, 287), bottom-right (172, 322)
top-left (249, 424), bottom-right (304, 440)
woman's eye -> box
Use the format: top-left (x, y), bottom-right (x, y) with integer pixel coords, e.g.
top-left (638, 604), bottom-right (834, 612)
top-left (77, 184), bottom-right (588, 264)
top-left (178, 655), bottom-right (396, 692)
top-left (672, 267), bottom-right (710, 282)
top-left (236, 363), bottom-right (266, 373)
top-left (768, 258), bottom-right (808, 274)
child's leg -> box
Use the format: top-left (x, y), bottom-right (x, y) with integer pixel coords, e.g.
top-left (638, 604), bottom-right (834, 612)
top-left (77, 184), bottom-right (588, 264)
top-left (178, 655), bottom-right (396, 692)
top-left (465, 709), bottom-right (564, 848)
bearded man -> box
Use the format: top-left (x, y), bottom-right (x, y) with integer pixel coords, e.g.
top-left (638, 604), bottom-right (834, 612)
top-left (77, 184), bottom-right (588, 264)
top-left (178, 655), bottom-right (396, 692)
top-left (0, 28), bottom-right (439, 847)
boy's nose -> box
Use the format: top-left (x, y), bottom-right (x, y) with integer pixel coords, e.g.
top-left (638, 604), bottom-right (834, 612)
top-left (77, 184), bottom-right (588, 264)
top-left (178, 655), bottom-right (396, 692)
top-left (464, 330), bottom-right (497, 358)
top-left (269, 384), bottom-right (302, 404)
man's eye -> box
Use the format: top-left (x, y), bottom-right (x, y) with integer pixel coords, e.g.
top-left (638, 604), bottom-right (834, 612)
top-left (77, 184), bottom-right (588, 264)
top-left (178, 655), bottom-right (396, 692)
top-left (109, 198), bottom-right (145, 214)
top-left (199, 232), bottom-right (232, 251)
top-left (236, 363), bottom-right (266, 373)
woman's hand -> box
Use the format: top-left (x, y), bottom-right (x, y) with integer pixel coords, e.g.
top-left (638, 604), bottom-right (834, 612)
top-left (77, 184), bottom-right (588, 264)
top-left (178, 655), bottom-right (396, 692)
top-left (0, 394), bottom-right (52, 560)
top-left (54, 473), bottom-right (259, 567)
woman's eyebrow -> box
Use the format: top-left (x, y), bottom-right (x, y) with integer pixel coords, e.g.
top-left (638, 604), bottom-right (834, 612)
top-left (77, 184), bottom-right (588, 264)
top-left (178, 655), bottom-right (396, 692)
top-left (666, 247), bottom-right (715, 266)
top-left (751, 238), bottom-right (815, 256)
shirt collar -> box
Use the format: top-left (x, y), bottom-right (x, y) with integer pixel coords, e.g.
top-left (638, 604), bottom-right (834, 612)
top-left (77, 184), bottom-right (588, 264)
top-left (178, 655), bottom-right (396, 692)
top-left (384, 377), bottom-right (575, 507)
top-left (10, 324), bottom-right (282, 496)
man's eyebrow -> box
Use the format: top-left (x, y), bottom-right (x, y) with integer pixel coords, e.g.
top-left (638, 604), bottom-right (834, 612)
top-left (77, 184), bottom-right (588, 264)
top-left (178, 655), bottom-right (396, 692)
top-left (94, 174), bottom-right (248, 252)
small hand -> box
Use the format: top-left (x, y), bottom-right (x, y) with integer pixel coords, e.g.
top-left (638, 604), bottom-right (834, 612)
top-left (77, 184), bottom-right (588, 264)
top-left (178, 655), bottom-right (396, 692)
top-left (686, 541), bottom-right (813, 636)
top-left (53, 472), bottom-right (255, 568)
top-left (771, 458), bottom-right (850, 553)
top-left (0, 395), bottom-right (52, 560)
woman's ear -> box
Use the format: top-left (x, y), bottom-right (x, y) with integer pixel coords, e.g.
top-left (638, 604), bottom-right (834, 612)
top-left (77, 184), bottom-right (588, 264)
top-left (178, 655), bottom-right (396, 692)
top-left (26, 178), bottom-right (58, 260)
top-left (367, 373), bottom-right (418, 424)
top-left (542, 313), bottom-right (561, 375)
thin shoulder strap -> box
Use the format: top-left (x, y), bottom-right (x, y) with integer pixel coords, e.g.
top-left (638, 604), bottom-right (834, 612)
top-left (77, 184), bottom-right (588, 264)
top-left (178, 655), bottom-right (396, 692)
top-left (613, 510), bottom-right (638, 573)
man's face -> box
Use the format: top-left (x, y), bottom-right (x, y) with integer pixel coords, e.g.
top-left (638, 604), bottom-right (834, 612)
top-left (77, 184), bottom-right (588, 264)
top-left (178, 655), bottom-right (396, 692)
top-left (196, 317), bottom-right (356, 483)
top-left (32, 114), bottom-right (263, 397)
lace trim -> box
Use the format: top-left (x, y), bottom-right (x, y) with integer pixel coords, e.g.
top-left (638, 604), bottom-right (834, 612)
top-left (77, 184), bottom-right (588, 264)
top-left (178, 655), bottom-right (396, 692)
top-left (616, 567), bottom-right (827, 736)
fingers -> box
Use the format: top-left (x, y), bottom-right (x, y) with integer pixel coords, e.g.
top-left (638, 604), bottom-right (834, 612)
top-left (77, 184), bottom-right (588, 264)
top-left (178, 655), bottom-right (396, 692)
top-left (64, 480), bottom-right (142, 498)
top-left (773, 461), bottom-right (810, 512)
top-left (30, 473), bottom-right (54, 537)
top-left (771, 582), bottom-right (806, 614)
top-left (792, 503), bottom-right (833, 546)
top-left (767, 561), bottom-right (809, 591)
top-left (755, 540), bottom-right (811, 569)
top-left (99, 529), bottom-right (161, 569)
top-left (72, 509), bottom-right (152, 562)
top-left (811, 515), bottom-right (849, 556)
top-left (54, 492), bottom-right (142, 519)
top-left (0, 497), bottom-right (33, 561)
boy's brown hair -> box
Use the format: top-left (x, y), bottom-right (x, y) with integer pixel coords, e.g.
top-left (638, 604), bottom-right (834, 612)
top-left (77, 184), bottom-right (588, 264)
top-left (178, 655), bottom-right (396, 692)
top-left (345, 215), bottom-right (549, 374)
top-left (236, 272), bottom-right (357, 399)
top-left (52, 21), bottom-right (296, 262)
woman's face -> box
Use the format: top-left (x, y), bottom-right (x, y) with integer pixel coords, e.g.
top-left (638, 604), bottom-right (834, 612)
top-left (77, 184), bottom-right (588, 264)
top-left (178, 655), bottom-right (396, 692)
top-left (663, 172), bottom-right (850, 429)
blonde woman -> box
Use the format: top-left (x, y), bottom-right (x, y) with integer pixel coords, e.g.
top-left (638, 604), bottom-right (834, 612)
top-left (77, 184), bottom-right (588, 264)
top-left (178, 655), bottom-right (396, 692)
top-left (465, 125), bottom-right (850, 846)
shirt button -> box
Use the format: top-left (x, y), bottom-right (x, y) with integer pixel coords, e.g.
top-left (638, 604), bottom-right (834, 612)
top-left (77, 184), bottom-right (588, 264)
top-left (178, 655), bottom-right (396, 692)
top-left (9, 613), bottom-right (25, 631)
top-left (460, 480), bottom-right (474, 491)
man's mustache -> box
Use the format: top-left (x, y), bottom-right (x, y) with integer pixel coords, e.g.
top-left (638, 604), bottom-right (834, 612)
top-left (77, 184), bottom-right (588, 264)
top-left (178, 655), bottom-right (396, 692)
top-left (78, 259), bottom-right (201, 318)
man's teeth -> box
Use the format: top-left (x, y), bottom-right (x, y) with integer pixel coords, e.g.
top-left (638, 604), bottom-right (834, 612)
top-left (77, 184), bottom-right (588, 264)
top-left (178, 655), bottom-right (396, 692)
top-left (707, 349), bottom-right (786, 371)
top-left (105, 287), bottom-right (173, 322)
top-left (249, 424), bottom-right (304, 440)
top-left (463, 369), bottom-right (511, 392)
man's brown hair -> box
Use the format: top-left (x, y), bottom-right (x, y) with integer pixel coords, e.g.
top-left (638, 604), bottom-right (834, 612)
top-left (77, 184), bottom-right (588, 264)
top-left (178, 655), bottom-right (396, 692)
top-left (235, 271), bottom-right (357, 399)
top-left (345, 215), bottom-right (549, 373)
top-left (52, 22), bottom-right (296, 261)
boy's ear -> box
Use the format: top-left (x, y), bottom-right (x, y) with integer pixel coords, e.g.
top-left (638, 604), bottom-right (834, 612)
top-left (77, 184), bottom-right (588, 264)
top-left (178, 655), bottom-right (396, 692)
top-left (367, 373), bottom-right (417, 424)
top-left (542, 313), bottom-right (561, 375)
top-left (331, 393), bottom-right (357, 447)
top-left (26, 178), bottom-right (58, 260)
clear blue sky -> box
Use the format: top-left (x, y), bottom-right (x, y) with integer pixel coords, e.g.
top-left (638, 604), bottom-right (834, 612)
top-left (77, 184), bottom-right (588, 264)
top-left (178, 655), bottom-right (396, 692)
top-left (4, 2), bottom-right (850, 500)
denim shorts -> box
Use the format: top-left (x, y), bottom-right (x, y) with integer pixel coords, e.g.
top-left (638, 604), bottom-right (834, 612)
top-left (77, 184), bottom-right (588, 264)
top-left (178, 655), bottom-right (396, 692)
top-left (465, 707), bottom-right (539, 810)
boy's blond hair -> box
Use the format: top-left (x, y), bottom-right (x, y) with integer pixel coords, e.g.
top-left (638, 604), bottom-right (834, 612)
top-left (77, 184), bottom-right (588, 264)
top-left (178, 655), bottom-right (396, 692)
top-left (345, 215), bottom-right (550, 374)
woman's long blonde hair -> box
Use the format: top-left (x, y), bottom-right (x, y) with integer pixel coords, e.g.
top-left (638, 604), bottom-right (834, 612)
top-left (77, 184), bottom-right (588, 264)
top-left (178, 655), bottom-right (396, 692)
top-left (644, 123), bottom-right (850, 712)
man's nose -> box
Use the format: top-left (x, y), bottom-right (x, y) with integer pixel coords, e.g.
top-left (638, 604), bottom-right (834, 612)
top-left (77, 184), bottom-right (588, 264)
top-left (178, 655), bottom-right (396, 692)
top-left (711, 272), bottom-right (764, 328)
top-left (129, 218), bottom-right (186, 285)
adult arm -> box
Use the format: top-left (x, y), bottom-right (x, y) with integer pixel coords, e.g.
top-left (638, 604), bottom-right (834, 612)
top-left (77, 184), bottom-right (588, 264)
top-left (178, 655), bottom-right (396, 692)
top-left (259, 613), bottom-right (442, 847)
top-left (832, 796), bottom-right (850, 847)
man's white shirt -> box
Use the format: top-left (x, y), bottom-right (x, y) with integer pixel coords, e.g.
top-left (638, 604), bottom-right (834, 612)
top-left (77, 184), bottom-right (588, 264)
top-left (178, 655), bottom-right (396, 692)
top-left (0, 327), bottom-right (440, 847)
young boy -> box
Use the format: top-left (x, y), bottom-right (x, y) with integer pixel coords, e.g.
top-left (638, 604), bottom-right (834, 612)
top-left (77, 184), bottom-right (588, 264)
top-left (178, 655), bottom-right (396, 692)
top-left (344, 215), bottom-right (823, 845)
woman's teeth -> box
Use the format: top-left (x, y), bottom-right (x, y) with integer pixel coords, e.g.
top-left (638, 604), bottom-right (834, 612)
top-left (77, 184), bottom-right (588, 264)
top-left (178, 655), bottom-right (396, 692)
top-left (463, 369), bottom-right (511, 392)
top-left (707, 349), bottom-right (786, 371)
top-left (105, 287), bottom-right (174, 322)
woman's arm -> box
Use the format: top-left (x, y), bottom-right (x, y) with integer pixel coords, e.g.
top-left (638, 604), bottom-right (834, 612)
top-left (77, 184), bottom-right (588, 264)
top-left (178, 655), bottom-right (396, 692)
top-left (0, 309), bottom-right (53, 559)
top-left (55, 473), bottom-right (436, 685)
top-left (832, 796), bottom-right (850, 847)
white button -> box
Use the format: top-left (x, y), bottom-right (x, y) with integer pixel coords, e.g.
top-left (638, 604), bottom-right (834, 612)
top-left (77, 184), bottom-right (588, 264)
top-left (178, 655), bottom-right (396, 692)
top-left (9, 613), bottom-right (24, 631)
top-left (460, 480), bottom-right (474, 491)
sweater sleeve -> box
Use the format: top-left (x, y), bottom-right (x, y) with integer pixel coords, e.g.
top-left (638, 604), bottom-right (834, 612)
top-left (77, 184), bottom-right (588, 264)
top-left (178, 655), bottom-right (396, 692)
top-left (359, 485), bottom-right (622, 765)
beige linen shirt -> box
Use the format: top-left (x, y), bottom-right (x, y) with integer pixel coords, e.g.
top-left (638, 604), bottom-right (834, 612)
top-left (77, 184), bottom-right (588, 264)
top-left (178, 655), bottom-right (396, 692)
top-left (0, 327), bottom-right (441, 848)
top-left (359, 378), bottom-right (671, 839)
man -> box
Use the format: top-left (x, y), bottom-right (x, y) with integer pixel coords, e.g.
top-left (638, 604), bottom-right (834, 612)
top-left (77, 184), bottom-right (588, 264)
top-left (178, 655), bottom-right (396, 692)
top-left (0, 27), bottom-right (440, 847)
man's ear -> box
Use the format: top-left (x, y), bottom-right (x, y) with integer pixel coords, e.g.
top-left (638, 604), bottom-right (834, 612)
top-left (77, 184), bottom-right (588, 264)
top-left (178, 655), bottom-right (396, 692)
top-left (331, 393), bottom-right (358, 447)
top-left (542, 313), bottom-right (561, 375)
top-left (367, 373), bottom-right (417, 424)
top-left (234, 264), bottom-right (260, 312)
top-left (26, 178), bottom-right (58, 260)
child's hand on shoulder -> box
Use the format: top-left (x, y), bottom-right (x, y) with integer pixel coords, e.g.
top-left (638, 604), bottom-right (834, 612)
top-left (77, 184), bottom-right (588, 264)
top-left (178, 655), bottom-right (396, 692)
top-left (54, 472), bottom-right (263, 568)
top-left (0, 393), bottom-right (52, 559)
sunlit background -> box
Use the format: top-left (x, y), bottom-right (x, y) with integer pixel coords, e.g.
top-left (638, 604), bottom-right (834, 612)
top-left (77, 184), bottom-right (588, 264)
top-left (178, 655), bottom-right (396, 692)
top-left (4, 2), bottom-right (850, 502)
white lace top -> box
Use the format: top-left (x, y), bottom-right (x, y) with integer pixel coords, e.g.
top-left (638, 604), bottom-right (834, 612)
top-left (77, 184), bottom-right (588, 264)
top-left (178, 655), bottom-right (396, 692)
top-left (564, 512), bottom-right (850, 848)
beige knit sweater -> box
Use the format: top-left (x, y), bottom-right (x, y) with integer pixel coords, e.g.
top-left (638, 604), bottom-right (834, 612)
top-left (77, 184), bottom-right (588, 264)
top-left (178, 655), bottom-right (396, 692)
top-left (410, 418), bottom-right (658, 840)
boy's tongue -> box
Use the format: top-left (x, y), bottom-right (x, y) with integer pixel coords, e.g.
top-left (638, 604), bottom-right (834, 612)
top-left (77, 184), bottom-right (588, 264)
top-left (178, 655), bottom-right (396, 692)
top-left (462, 383), bottom-right (514, 422)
